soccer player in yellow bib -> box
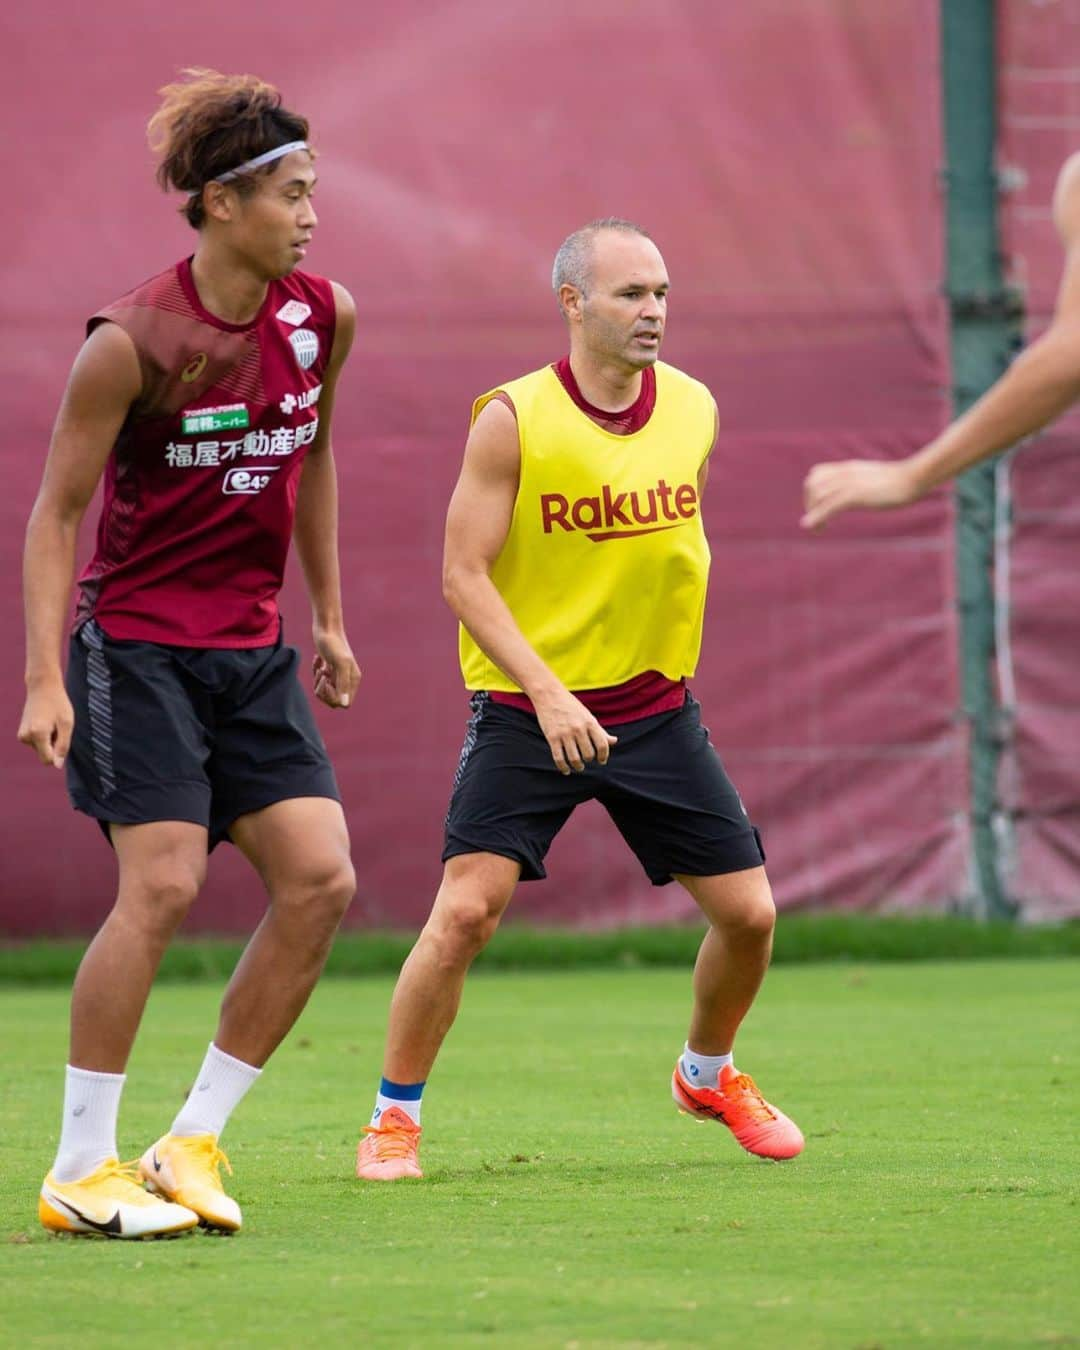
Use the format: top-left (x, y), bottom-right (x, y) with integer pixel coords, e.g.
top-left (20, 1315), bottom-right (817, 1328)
top-left (356, 219), bottom-right (804, 1180)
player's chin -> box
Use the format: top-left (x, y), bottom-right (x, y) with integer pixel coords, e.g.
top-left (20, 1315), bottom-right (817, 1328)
top-left (266, 252), bottom-right (302, 281)
top-left (625, 347), bottom-right (660, 370)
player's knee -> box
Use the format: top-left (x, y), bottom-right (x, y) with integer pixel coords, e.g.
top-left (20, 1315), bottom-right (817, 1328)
top-left (433, 891), bottom-right (503, 961)
top-left (274, 855), bottom-right (356, 930)
top-left (118, 861), bottom-right (204, 937)
top-left (730, 888), bottom-right (776, 940)
top-left (321, 857), bottom-right (358, 924)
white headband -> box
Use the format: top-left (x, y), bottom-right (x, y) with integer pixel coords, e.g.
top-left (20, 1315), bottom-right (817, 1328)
top-left (215, 141), bottom-right (309, 183)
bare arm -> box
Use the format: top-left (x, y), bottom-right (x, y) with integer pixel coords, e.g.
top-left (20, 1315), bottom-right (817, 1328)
top-left (443, 398), bottom-right (617, 774)
top-left (292, 281), bottom-right (360, 710)
top-left (18, 323), bottom-right (142, 766)
top-left (803, 153), bottom-right (1080, 529)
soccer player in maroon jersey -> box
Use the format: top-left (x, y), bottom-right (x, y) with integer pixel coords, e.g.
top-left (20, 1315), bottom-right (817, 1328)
top-left (20, 70), bottom-right (359, 1238)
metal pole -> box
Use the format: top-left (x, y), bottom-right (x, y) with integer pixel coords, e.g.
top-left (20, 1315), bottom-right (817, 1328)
top-left (940, 0), bottom-right (1022, 917)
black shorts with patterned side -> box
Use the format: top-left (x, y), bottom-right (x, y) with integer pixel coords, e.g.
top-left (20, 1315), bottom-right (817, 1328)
top-left (65, 619), bottom-right (340, 849)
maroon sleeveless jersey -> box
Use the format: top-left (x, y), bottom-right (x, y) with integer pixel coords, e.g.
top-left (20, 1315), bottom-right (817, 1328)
top-left (75, 258), bottom-right (337, 646)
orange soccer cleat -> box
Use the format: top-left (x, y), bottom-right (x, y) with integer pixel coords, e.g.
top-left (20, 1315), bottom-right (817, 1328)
top-left (672, 1061), bottom-right (804, 1160)
top-left (356, 1106), bottom-right (423, 1181)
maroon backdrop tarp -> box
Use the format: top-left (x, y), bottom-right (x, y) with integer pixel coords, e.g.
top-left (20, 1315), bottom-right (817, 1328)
top-left (998, 0), bottom-right (1080, 920)
top-left (0, 1), bottom-right (972, 936)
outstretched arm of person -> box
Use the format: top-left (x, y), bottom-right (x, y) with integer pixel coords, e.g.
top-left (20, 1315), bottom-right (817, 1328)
top-left (293, 281), bottom-right (361, 710)
top-left (802, 153), bottom-right (1080, 530)
top-left (18, 323), bottom-right (142, 767)
top-left (442, 398), bottom-right (617, 775)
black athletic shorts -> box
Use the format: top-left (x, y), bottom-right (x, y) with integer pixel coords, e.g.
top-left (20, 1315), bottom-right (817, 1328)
top-left (65, 619), bottom-right (340, 849)
top-left (443, 691), bottom-right (765, 885)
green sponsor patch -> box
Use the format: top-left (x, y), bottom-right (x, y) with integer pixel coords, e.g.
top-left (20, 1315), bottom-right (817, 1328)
top-left (181, 404), bottom-right (250, 434)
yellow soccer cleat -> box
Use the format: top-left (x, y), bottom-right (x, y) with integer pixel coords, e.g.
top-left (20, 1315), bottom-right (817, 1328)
top-left (139, 1133), bottom-right (242, 1232)
top-left (39, 1159), bottom-right (198, 1238)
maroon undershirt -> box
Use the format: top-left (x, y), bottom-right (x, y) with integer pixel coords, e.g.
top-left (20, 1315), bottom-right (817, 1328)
top-left (489, 357), bottom-right (686, 726)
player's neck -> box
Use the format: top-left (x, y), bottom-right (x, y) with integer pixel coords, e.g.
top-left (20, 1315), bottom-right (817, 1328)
top-left (567, 351), bottom-right (643, 413)
top-left (189, 245), bottom-right (271, 326)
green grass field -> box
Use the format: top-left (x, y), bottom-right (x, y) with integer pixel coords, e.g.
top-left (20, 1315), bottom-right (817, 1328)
top-left (2, 961), bottom-right (1077, 1348)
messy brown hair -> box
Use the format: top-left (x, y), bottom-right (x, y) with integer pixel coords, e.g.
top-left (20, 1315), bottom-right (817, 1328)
top-left (148, 68), bottom-right (311, 229)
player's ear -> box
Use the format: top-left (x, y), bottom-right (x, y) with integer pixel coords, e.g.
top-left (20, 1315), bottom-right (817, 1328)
top-left (559, 283), bottom-right (585, 324)
top-left (202, 180), bottom-right (235, 225)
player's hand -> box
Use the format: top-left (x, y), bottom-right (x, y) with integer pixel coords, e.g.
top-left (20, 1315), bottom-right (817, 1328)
top-left (17, 680), bottom-right (74, 768)
top-left (801, 459), bottom-right (920, 530)
top-left (312, 628), bottom-right (361, 709)
top-left (532, 688), bottom-right (617, 775)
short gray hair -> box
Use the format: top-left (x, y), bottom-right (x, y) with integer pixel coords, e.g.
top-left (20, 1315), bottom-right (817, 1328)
top-left (551, 217), bottom-right (652, 299)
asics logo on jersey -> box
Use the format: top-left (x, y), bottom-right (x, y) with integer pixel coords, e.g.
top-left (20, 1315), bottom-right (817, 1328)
top-left (180, 352), bottom-right (208, 383)
top-left (540, 478), bottom-right (698, 541)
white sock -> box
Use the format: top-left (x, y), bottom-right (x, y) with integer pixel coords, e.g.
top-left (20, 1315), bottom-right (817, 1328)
top-left (371, 1077), bottom-right (424, 1127)
top-left (52, 1065), bottom-right (126, 1183)
top-left (170, 1043), bottom-right (261, 1140)
top-left (680, 1044), bottom-right (734, 1089)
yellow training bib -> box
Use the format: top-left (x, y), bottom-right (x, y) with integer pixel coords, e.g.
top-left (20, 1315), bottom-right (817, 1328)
top-left (459, 361), bottom-right (714, 692)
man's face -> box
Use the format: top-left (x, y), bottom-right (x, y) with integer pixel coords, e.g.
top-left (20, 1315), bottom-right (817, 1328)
top-left (574, 232), bottom-right (669, 370)
top-left (226, 151), bottom-right (318, 280)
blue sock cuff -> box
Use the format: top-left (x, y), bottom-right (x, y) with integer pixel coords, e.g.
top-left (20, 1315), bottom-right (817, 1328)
top-left (379, 1077), bottom-right (425, 1101)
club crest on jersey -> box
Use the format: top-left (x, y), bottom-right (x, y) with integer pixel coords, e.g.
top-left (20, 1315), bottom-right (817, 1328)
top-left (276, 300), bottom-right (312, 327)
top-left (289, 328), bottom-right (319, 370)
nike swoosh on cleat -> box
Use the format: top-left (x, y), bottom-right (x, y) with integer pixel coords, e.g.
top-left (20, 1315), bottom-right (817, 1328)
top-left (50, 1194), bottom-right (123, 1235)
top-left (152, 1152), bottom-right (164, 1173)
